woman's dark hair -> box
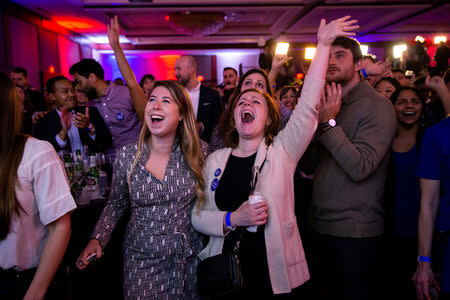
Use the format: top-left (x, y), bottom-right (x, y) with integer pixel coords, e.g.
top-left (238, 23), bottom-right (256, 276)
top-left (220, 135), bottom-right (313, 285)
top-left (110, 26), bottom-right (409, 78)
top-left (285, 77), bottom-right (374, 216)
top-left (217, 68), bottom-right (272, 137)
top-left (279, 85), bottom-right (299, 100)
top-left (390, 86), bottom-right (425, 107)
top-left (0, 72), bottom-right (28, 240)
top-left (223, 88), bottom-right (280, 148)
top-left (139, 74), bottom-right (155, 88)
top-left (15, 84), bottom-right (34, 113)
top-left (374, 77), bottom-right (401, 91)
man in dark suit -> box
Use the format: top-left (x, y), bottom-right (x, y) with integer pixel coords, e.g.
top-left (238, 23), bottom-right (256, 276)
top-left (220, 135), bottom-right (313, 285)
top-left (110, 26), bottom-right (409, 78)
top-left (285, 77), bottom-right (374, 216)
top-left (34, 76), bottom-right (112, 154)
top-left (174, 55), bottom-right (221, 142)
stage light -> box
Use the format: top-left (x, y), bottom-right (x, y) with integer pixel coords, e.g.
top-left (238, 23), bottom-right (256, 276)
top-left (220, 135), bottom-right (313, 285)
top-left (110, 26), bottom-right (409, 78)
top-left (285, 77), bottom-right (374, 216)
top-left (393, 44), bottom-right (407, 59)
top-left (415, 36), bottom-right (425, 43)
top-left (360, 45), bottom-right (369, 56)
top-left (305, 47), bottom-right (316, 60)
top-left (275, 43), bottom-right (289, 55)
top-left (434, 36), bottom-right (447, 44)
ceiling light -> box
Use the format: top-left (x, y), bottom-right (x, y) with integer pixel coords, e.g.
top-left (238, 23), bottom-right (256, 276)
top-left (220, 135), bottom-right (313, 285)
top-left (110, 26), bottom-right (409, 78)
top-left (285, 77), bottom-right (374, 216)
top-left (393, 44), bottom-right (407, 59)
top-left (305, 47), bottom-right (316, 60)
top-left (360, 45), bottom-right (369, 56)
top-left (415, 36), bottom-right (425, 43)
top-left (434, 36), bottom-right (447, 44)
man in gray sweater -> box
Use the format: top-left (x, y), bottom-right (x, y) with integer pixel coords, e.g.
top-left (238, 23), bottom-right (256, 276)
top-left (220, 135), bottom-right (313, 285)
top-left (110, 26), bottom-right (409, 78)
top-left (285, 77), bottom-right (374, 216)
top-left (308, 36), bottom-right (396, 300)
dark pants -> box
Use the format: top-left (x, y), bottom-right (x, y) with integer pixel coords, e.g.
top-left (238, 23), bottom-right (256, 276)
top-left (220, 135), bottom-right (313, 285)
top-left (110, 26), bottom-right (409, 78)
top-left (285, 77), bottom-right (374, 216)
top-left (310, 233), bottom-right (384, 300)
top-left (0, 267), bottom-right (66, 300)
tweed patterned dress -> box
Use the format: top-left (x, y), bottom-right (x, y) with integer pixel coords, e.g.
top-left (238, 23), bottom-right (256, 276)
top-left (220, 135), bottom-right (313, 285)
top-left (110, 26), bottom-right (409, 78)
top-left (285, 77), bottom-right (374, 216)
top-left (91, 142), bottom-right (203, 300)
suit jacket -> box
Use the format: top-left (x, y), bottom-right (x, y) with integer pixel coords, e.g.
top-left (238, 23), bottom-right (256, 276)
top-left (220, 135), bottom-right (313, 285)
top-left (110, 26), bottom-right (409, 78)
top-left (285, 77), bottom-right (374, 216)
top-left (33, 107), bottom-right (112, 154)
top-left (197, 85), bottom-right (221, 143)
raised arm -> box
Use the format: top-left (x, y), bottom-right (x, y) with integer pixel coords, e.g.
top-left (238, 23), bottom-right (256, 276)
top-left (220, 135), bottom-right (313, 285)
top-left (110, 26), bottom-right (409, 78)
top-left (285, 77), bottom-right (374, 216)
top-left (426, 75), bottom-right (450, 115)
top-left (107, 15), bottom-right (146, 123)
top-left (276, 16), bottom-right (359, 162)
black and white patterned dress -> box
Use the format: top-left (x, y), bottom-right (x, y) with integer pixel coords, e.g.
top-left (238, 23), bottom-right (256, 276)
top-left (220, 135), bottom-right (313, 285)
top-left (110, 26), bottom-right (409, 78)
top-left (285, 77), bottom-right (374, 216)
top-left (91, 142), bottom-right (203, 299)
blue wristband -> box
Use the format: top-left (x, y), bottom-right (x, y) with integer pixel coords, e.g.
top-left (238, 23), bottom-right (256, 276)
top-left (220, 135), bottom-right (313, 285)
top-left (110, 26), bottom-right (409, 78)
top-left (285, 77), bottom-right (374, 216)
top-left (418, 255), bottom-right (431, 262)
top-left (225, 212), bottom-right (235, 230)
top-left (362, 68), bottom-right (368, 78)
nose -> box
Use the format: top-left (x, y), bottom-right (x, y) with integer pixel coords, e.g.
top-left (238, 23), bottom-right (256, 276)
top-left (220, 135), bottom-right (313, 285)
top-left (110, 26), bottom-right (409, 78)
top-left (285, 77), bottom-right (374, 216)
top-left (152, 100), bottom-right (162, 109)
top-left (328, 55), bottom-right (336, 65)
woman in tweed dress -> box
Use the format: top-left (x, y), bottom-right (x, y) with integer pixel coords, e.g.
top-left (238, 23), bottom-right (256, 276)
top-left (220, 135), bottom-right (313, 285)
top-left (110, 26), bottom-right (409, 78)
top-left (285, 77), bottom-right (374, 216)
top-left (76, 16), bottom-right (206, 300)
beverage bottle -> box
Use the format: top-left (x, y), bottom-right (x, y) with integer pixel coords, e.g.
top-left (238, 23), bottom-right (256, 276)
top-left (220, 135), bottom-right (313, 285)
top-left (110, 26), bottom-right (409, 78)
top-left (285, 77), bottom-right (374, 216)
top-left (83, 145), bottom-right (89, 173)
top-left (86, 155), bottom-right (100, 192)
top-left (63, 152), bottom-right (74, 181)
top-left (74, 149), bottom-right (84, 178)
top-left (247, 191), bottom-right (265, 232)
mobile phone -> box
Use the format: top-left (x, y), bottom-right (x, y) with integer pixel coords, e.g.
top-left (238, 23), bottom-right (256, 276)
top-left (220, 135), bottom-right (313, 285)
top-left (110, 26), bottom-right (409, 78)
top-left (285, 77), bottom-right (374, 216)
top-left (78, 252), bottom-right (97, 267)
top-left (74, 106), bottom-right (87, 115)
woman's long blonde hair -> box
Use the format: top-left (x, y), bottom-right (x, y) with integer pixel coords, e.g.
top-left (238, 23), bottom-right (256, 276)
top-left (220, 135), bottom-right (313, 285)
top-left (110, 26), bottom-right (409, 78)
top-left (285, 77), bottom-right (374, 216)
top-left (0, 73), bottom-right (28, 240)
top-left (127, 80), bottom-right (206, 207)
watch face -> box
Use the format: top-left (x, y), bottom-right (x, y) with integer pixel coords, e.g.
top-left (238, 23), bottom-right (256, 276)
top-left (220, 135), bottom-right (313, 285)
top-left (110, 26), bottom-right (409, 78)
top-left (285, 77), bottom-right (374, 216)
top-left (329, 119), bottom-right (336, 127)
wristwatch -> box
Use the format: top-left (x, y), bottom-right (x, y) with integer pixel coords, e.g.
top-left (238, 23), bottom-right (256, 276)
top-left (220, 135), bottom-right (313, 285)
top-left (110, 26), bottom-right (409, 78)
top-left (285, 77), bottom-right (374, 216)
top-left (321, 118), bottom-right (336, 128)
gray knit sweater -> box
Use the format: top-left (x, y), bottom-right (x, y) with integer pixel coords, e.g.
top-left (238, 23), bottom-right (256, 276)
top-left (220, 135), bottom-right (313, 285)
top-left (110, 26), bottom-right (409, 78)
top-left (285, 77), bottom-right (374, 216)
top-left (311, 80), bottom-right (396, 238)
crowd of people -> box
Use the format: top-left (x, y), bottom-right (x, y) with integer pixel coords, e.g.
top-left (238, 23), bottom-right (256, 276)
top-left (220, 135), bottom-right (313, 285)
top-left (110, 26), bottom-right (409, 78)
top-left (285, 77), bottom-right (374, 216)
top-left (0, 13), bottom-right (449, 300)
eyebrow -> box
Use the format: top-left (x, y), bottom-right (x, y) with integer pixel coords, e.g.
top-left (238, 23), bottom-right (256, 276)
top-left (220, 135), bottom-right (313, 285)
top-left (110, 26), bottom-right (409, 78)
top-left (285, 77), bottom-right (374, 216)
top-left (334, 50), bottom-right (347, 55)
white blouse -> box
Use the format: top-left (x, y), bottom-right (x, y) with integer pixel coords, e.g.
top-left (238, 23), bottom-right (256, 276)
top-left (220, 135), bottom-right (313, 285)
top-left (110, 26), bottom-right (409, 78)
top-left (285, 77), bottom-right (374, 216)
top-left (0, 138), bottom-right (76, 271)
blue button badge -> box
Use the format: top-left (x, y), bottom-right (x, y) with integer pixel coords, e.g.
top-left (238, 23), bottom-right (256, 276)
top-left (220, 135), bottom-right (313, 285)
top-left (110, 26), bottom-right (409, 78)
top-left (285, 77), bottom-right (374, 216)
top-left (214, 168), bottom-right (221, 177)
top-left (210, 178), bottom-right (219, 191)
top-left (116, 113), bottom-right (124, 121)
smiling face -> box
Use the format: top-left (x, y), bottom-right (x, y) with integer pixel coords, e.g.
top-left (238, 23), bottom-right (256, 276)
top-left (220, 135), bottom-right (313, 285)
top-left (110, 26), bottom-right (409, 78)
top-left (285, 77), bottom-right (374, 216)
top-left (280, 88), bottom-right (298, 111)
top-left (145, 86), bottom-right (181, 139)
top-left (233, 90), bottom-right (269, 141)
top-left (376, 80), bottom-right (397, 99)
top-left (241, 73), bottom-right (268, 93)
top-left (50, 79), bottom-right (76, 111)
top-left (393, 89), bottom-right (423, 127)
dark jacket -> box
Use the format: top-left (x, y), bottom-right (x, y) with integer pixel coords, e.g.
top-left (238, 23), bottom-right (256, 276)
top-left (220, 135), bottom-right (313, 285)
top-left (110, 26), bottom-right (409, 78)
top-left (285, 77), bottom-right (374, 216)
top-left (198, 85), bottom-right (221, 143)
top-left (33, 106), bottom-right (112, 154)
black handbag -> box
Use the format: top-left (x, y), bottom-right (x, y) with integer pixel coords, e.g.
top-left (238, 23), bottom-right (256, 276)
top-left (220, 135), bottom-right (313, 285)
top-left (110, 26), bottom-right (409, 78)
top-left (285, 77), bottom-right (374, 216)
top-left (197, 239), bottom-right (243, 296)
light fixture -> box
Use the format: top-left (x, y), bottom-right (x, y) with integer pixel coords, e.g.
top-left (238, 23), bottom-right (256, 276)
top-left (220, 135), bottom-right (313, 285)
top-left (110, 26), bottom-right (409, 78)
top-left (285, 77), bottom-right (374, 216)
top-left (434, 36), bottom-right (447, 44)
top-left (305, 47), bottom-right (316, 60)
top-left (197, 75), bottom-right (204, 82)
top-left (393, 44), bottom-right (407, 59)
top-left (360, 45), bottom-right (369, 56)
top-left (275, 42), bottom-right (289, 55)
top-left (415, 36), bottom-right (425, 43)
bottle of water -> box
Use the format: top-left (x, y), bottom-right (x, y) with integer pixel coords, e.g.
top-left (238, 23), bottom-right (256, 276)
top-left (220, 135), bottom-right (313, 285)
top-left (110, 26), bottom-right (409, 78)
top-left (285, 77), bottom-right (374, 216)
top-left (247, 191), bottom-right (265, 232)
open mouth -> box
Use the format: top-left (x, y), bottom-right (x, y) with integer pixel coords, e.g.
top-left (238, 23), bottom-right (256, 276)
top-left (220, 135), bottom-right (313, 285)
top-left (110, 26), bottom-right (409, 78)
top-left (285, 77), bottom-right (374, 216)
top-left (151, 114), bottom-right (164, 123)
top-left (402, 111), bottom-right (416, 116)
top-left (241, 110), bottom-right (255, 123)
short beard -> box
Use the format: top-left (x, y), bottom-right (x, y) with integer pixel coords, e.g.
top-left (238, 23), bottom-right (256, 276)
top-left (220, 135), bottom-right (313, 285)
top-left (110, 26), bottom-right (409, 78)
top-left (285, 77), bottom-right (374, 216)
top-left (177, 77), bottom-right (189, 87)
top-left (86, 87), bottom-right (98, 100)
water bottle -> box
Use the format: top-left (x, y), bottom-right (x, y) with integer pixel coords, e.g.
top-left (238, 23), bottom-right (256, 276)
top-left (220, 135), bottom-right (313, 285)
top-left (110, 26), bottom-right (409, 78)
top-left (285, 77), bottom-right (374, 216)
top-left (247, 191), bottom-right (265, 232)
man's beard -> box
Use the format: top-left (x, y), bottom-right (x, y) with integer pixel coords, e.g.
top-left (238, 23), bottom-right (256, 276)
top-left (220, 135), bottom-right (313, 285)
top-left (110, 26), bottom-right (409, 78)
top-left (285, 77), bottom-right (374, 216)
top-left (176, 76), bottom-right (189, 87)
top-left (326, 68), bottom-right (354, 87)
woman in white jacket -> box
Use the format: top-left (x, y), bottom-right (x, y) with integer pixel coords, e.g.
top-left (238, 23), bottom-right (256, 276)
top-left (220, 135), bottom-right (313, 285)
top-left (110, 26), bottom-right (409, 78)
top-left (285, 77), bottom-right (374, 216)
top-left (192, 16), bottom-right (359, 297)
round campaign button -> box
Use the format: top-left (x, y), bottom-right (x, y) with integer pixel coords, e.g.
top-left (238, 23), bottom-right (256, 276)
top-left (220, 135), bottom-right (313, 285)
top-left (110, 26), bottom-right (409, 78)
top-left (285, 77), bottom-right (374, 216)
top-left (214, 168), bottom-right (221, 177)
top-left (210, 178), bottom-right (219, 191)
top-left (116, 113), bottom-right (124, 121)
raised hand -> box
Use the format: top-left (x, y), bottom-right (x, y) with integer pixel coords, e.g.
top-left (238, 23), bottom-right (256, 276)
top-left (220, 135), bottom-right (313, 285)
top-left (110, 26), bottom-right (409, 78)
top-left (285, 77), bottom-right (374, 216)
top-left (271, 54), bottom-right (291, 70)
top-left (364, 60), bottom-right (392, 77)
top-left (107, 15), bottom-right (121, 50)
top-left (317, 16), bottom-right (359, 46)
top-left (425, 75), bottom-right (446, 92)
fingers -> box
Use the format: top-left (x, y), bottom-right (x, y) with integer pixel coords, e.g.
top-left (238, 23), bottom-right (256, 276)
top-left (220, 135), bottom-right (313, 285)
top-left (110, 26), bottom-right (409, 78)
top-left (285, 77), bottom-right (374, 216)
top-left (319, 18), bottom-right (326, 29)
top-left (336, 15), bottom-right (352, 22)
top-left (85, 106), bottom-right (89, 117)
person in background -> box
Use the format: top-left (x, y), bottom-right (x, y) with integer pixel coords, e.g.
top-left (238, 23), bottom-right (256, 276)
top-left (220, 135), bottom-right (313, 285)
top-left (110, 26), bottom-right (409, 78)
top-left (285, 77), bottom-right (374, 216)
top-left (193, 16), bottom-right (359, 298)
top-left (374, 77), bottom-right (401, 99)
top-left (413, 111), bottom-right (450, 300)
top-left (0, 72), bottom-right (76, 300)
top-left (113, 78), bottom-right (125, 86)
top-left (139, 74), bottom-right (156, 99)
top-left (174, 55), bottom-right (222, 143)
top-left (76, 16), bottom-right (206, 299)
top-left (307, 35), bottom-right (397, 300)
top-left (10, 67), bottom-right (47, 112)
top-left (70, 59), bottom-right (142, 157)
top-left (33, 76), bottom-right (112, 154)
top-left (15, 84), bottom-right (34, 134)
top-left (384, 86), bottom-right (426, 300)
top-left (393, 68), bottom-right (411, 86)
top-left (217, 67), bottom-right (238, 111)
top-left (279, 85), bottom-right (299, 111)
